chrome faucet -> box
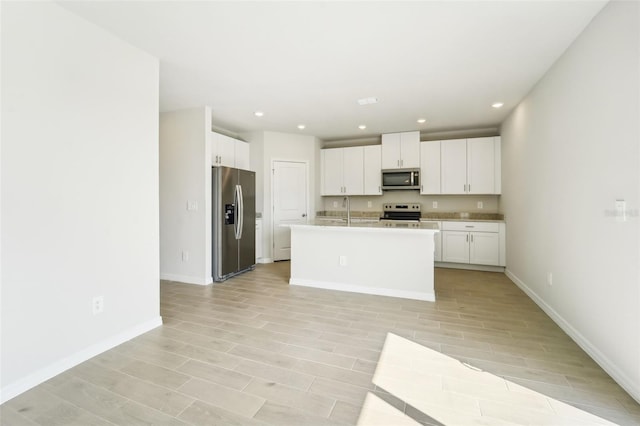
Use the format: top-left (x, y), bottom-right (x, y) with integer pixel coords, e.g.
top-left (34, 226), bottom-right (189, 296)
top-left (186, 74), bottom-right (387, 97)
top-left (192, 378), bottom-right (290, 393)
top-left (342, 196), bottom-right (351, 225)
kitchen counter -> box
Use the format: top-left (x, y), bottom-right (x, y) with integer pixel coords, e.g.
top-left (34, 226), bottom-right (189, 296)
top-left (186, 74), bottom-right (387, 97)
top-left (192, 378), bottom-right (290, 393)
top-left (288, 222), bottom-right (438, 302)
top-left (316, 211), bottom-right (504, 223)
top-left (309, 218), bottom-right (440, 230)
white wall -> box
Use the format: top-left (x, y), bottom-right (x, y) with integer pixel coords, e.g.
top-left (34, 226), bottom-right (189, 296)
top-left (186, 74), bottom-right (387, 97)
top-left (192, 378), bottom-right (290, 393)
top-left (1, 2), bottom-right (161, 402)
top-left (159, 107), bottom-right (212, 285)
top-left (242, 131), bottom-right (321, 261)
top-left (500, 0), bottom-right (639, 402)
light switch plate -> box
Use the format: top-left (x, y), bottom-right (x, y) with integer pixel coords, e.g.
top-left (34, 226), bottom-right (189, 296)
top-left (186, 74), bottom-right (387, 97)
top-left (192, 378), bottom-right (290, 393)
top-left (615, 199), bottom-right (626, 222)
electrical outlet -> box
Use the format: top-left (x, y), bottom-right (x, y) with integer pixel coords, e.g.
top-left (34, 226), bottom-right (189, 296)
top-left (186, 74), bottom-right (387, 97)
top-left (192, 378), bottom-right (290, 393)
top-left (92, 296), bottom-right (104, 315)
top-left (339, 255), bottom-right (347, 266)
top-left (432, 201), bottom-right (438, 209)
top-left (547, 272), bottom-right (553, 286)
top-left (333, 201), bottom-right (338, 208)
top-left (182, 250), bottom-right (189, 262)
top-left (367, 201), bottom-right (372, 208)
top-left (477, 201), bottom-right (483, 209)
top-left (187, 200), bottom-right (198, 211)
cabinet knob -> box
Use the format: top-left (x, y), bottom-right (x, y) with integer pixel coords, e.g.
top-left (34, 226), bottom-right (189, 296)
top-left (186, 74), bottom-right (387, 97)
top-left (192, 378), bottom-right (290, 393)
top-left (302, 213), bottom-right (307, 218)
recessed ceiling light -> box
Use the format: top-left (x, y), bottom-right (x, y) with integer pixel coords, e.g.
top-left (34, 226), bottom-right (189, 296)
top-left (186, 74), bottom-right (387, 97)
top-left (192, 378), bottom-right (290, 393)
top-left (417, 118), bottom-right (427, 124)
top-left (357, 97), bottom-right (378, 106)
top-left (492, 102), bottom-right (504, 109)
top-left (358, 125), bottom-right (367, 130)
top-left (297, 124), bottom-right (306, 130)
top-left (254, 111), bottom-right (264, 117)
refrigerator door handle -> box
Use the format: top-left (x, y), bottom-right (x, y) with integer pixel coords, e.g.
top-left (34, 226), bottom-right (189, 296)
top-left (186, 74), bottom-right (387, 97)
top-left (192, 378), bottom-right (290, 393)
top-left (236, 184), bottom-right (244, 239)
top-left (233, 184), bottom-right (240, 239)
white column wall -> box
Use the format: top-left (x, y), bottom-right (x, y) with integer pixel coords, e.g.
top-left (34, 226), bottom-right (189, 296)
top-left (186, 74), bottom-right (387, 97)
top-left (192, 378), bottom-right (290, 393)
top-left (500, 0), bottom-right (639, 402)
top-left (1, 2), bottom-right (161, 401)
top-left (159, 107), bottom-right (212, 285)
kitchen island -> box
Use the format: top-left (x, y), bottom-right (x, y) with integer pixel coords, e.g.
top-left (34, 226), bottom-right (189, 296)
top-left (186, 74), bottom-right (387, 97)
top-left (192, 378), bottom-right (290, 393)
top-left (289, 221), bottom-right (439, 301)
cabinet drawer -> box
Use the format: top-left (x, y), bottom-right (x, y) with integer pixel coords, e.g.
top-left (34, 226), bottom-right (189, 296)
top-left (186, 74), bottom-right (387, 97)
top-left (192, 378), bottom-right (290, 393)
top-left (441, 221), bottom-right (500, 232)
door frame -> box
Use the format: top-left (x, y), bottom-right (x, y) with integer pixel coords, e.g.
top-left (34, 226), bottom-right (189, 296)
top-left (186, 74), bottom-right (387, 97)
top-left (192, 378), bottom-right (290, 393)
top-left (270, 159), bottom-right (310, 261)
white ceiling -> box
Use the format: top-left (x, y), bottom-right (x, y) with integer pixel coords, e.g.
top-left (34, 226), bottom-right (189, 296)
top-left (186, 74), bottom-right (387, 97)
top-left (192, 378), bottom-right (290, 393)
top-left (59, 1), bottom-right (607, 141)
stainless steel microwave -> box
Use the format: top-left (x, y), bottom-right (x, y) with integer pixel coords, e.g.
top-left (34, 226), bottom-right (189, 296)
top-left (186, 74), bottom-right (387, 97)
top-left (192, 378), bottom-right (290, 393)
top-left (381, 168), bottom-right (420, 190)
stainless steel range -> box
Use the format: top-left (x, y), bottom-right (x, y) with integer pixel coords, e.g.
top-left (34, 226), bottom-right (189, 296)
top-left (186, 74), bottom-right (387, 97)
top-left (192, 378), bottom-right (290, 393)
top-left (380, 203), bottom-right (422, 227)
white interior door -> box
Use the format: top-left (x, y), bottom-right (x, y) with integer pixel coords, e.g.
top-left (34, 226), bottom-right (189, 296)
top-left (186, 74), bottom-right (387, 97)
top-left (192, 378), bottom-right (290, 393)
top-left (273, 161), bottom-right (308, 261)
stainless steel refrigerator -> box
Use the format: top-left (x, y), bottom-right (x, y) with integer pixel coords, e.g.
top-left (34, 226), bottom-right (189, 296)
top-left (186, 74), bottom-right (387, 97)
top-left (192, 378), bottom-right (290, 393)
top-left (212, 166), bottom-right (256, 281)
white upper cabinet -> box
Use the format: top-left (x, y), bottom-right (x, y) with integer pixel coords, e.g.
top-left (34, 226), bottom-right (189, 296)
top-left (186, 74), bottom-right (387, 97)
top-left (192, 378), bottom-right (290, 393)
top-left (420, 141), bottom-right (441, 194)
top-left (210, 131), bottom-right (251, 170)
top-left (440, 136), bottom-right (501, 194)
top-left (321, 147), bottom-right (364, 196)
top-left (321, 148), bottom-right (344, 196)
top-left (467, 137), bottom-right (496, 194)
top-left (381, 131), bottom-right (420, 169)
top-left (342, 147), bottom-right (364, 195)
top-left (363, 145), bottom-right (382, 195)
top-left (234, 140), bottom-right (250, 170)
top-left (440, 138), bottom-right (468, 194)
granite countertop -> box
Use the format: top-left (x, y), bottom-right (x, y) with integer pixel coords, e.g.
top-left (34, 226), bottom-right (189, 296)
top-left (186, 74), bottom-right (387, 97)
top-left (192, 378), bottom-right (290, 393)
top-left (316, 211), bottom-right (504, 223)
top-left (301, 219), bottom-right (440, 231)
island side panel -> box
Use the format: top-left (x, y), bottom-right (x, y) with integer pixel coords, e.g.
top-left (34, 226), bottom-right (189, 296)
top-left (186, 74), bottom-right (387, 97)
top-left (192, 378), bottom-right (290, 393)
top-left (289, 225), bottom-right (436, 301)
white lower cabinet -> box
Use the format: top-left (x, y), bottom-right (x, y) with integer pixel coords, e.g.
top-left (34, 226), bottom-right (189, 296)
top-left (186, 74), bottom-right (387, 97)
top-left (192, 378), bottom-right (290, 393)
top-left (421, 220), bottom-right (442, 261)
top-left (469, 231), bottom-right (500, 265)
top-left (441, 221), bottom-right (504, 267)
top-left (442, 231), bottom-right (470, 263)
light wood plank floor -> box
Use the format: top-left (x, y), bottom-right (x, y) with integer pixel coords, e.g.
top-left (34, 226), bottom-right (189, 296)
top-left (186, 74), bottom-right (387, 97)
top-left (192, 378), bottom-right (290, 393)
top-left (2, 263), bottom-right (639, 425)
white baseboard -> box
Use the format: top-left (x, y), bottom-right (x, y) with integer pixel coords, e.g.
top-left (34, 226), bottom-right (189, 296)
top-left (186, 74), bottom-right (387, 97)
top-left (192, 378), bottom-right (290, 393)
top-left (435, 262), bottom-right (505, 273)
top-left (257, 257), bottom-right (274, 264)
top-left (0, 316), bottom-right (163, 404)
top-left (505, 269), bottom-right (640, 404)
top-left (290, 278), bottom-right (435, 302)
top-left (160, 272), bottom-right (212, 285)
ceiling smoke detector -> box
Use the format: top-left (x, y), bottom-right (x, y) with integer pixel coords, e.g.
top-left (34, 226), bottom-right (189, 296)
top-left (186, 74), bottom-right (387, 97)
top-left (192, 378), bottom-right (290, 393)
top-left (357, 97), bottom-right (378, 106)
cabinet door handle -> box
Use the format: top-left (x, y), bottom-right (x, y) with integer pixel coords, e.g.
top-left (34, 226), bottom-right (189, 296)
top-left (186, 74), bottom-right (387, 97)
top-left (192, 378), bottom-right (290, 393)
top-left (468, 184), bottom-right (471, 193)
top-left (466, 234), bottom-right (469, 242)
top-left (471, 234), bottom-right (474, 243)
top-left (378, 186), bottom-right (381, 193)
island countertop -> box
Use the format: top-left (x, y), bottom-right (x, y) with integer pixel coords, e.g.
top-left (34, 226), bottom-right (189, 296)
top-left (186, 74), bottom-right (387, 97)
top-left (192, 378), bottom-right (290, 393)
top-left (295, 219), bottom-right (440, 232)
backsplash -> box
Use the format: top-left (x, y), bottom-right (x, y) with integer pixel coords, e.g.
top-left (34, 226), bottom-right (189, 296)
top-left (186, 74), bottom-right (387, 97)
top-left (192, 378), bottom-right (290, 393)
top-left (321, 192), bottom-right (499, 214)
